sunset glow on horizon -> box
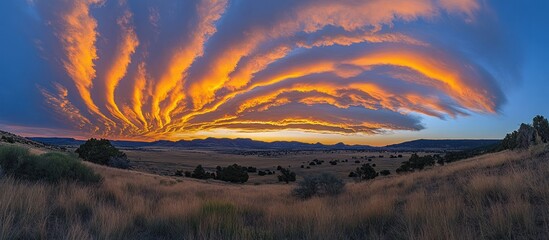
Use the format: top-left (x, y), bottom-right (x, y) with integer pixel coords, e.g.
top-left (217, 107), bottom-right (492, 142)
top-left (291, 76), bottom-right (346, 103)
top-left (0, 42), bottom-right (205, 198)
top-left (1, 0), bottom-right (548, 145)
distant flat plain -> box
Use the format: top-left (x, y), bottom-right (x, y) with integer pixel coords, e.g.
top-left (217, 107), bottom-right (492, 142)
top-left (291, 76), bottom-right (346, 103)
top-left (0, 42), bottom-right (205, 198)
top-left (122, 148), bottom-right (439, 184)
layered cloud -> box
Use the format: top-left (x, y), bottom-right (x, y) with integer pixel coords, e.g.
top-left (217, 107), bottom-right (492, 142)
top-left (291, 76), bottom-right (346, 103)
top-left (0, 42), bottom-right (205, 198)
top-left (29, 0), bottom-right (509, 140)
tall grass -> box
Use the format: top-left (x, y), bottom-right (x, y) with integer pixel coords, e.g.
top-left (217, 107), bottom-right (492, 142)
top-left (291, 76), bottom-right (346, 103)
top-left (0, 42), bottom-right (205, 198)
top-left (1, 144), bottom-right (549, 239)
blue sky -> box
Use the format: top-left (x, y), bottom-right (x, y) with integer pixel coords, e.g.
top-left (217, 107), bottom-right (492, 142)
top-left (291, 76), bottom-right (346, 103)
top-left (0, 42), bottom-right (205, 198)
top-left (0, 0), bottom-right (548, 146)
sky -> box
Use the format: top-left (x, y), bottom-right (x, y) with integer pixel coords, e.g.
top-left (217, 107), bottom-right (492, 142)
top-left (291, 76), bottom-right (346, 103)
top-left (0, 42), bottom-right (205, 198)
top-left (0, 0), bottom-right (548, 146)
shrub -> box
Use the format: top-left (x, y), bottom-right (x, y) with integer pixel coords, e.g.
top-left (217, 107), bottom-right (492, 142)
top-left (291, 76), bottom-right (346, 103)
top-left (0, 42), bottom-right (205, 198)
top-left (175, 170), bottom-right (184, 176)
top-left (380, 170), bottom-right (391, 176)
top-left (434, 154), bottom-right (444, 165)
top-left (0, 146), bottom-right (102, 184)
top-left (76, 138), bottom-right (127, 167)
top-left (258, 170), bottom-right (266, 176)
top-left (191, 165), bottom-right (211, 179)
top-left (184, 171), bottom-right (192, 177)
top-left (516, 123), bottom-right (540, 149)
top-left (409, 153), bottom-right (435, 170)
top-left (502, 131), bottom-right (518, 150)
top-left (246, 166), bottom-right (257, 173)
top-left (0, 145), bottom-right (28, 173)
top-left (354, 164), bottom-right (378, 180)
top-left (216, 164), bottom-right (249, 183)
top-left (397, 154), bottom-right (436, 172)
top-left (396, 161), bottom-right (411, 173)
top-left (534, 115), bottom-right (549, 143)
top-left (277, 167), bottom-right (296, 183)
top-left (1, 136), bottom-right (15, 143)
top-left (292, 173), bottom-right (345, 199)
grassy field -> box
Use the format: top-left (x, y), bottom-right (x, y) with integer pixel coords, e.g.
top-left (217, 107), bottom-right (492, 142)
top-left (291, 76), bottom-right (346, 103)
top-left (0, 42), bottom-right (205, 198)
top-left (1, 143), bottom-right (549, 239)
top-left (124, 148), bottom-right (436, 183)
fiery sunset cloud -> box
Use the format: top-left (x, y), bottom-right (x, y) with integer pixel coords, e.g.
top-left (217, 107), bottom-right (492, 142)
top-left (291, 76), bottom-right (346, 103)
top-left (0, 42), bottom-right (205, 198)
top-left (3, 0), bottom-right (522, 143)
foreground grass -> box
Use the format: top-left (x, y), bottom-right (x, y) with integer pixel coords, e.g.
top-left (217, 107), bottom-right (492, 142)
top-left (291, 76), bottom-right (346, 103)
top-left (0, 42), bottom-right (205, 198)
top-left (1, 145), bottom-right (549, 239)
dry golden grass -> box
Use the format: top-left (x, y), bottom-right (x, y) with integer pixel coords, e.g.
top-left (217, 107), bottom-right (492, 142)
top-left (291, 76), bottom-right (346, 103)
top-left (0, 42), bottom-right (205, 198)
top-left (1, 144), bottom-right (549, 239)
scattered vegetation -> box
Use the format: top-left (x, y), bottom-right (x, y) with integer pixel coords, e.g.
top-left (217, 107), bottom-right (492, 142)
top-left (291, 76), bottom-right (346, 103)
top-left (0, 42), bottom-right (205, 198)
top-left (76, 139), bottom-right (129, 168)
top-left (0, 145), bottom-right (101, 184)
top-left (292, 173), bottom-right (345, 199)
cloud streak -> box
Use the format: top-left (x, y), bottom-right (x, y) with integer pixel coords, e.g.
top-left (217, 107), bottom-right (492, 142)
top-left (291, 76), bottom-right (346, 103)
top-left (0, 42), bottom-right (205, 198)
top-left (30, 0), bottom-right (509, 140)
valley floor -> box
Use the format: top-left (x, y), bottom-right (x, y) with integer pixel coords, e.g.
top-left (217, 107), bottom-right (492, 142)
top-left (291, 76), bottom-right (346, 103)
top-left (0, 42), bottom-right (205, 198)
top-left (1, 144), bottom-right (549, 239)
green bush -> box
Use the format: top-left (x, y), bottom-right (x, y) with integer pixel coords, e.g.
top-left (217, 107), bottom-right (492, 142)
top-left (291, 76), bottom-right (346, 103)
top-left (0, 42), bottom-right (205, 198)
top-left (0, 145), bottom-right (28, 173)
top-left (0, 146), bottom-right (102, 184)
top-left (76, 138), bottom-right (127, 166)
top-left (293, 173), bottom-right (345, 199)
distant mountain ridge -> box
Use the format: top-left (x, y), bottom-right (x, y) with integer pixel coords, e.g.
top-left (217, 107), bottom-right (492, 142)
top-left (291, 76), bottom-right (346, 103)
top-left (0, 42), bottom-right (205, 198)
top-left (29, 136), bottom-right (500, 151)
top-left (29, 137), bottom-right (375, 150)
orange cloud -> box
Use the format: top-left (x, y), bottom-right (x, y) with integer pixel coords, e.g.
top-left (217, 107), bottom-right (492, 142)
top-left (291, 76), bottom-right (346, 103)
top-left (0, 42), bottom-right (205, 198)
top-left (35, 0), bottom-right (506, 141)
top-left (57, 0), bottom-right (111, 124)
top-left (104, 10), bottom-right (139, 128)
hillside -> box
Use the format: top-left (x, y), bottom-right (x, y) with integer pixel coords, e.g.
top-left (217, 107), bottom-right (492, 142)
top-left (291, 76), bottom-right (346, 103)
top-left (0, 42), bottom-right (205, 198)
top-left (385, 139), bottom-right (501, 150)
top-left (1, 130), bottom-right (64, 153)
top-left (2, 134), bottom-right (549, 239)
